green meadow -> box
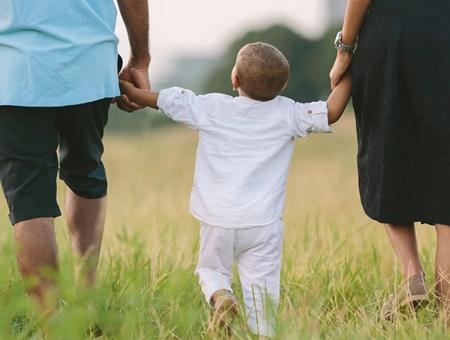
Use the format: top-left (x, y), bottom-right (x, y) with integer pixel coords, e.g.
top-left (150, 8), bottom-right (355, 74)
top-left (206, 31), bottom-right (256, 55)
top-left (0, 114), bottom-right (447, 339)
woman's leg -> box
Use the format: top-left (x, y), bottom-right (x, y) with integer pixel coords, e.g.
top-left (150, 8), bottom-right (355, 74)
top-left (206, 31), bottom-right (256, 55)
top-left (384, 223), bottom-right (424, 280)
top-left (435, 224), bottom-right (450, 316)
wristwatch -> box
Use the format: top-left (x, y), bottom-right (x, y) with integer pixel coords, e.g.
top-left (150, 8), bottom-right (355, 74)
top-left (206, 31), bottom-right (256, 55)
top-left (334, 31), bottom-right (358, 54)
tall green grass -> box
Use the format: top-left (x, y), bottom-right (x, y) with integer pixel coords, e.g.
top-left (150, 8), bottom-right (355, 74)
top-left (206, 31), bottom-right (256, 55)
top-left (0, 115), bottom-right (447, 339)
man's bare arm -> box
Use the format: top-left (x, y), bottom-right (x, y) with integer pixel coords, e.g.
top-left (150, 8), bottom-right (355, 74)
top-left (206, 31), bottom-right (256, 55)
top-left (116, 0), bottom-right (151, 112)
top-left (116, 0), bottom-right (150, 66)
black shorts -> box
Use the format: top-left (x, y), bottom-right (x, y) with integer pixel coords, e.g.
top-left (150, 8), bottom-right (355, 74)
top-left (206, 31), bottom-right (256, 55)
top-left (0, 99), bottom-right (110, 225)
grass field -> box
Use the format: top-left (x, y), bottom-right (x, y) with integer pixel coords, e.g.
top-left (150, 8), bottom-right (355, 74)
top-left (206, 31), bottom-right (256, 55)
top-left (0, 114), bottom-right (447, 339)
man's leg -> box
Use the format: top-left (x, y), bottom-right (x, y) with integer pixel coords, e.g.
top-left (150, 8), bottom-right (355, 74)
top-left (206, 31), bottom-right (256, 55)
top-left (14, 218), bottom-right (59, 312)
top-left (65, 189), bottom-right (106, 287)
top-left (56, 99), bottom-right (110, 288)
top-left (0, 106), bottom-right (61, 311)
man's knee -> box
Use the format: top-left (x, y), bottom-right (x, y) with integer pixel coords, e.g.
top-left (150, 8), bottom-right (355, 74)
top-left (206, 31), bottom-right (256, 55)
top-left (60, 162), bottom-right (108, 199)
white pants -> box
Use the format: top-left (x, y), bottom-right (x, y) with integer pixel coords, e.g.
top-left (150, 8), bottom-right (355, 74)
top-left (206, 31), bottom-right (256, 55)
top-left (195, 219), bottom-right (284, 337)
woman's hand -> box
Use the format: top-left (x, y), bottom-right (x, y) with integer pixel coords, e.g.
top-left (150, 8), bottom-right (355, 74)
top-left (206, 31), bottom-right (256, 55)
top-left (330, 51), bottom-right (353, 90)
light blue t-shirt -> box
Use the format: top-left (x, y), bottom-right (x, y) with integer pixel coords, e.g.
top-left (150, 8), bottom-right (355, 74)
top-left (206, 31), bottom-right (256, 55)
top-left (0, 1), bottom-right (120, 107)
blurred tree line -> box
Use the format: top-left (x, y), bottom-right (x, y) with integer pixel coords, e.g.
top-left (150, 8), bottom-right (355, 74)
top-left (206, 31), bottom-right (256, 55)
top-left (203, 24), bottom-right (338, 101)
top-left (107, 24), bottom-right (339, 133)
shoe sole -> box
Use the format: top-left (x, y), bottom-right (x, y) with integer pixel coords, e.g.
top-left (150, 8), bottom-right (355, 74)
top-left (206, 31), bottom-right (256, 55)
top-left (400, 294), bottom-right (429, 312)
top-left (208, 298), bottom-right (238, 335)
top-left (383, 295), bottom-right (429, 321)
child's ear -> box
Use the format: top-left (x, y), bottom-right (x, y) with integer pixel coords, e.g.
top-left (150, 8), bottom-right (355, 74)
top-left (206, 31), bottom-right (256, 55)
top-left (231, 74), bottom-right (239, 91)
top-left (232, 73), bottom-right (240, 91)
top-left (281, 80), bottom-right (288, 91)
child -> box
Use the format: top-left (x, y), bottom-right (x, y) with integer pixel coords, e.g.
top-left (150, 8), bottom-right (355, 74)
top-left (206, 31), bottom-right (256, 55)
top-left (120, 42), bottom-right (351, 338)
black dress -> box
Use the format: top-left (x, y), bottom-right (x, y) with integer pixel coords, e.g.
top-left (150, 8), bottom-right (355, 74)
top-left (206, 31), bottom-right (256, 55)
top-left (352, 0), bottom-right (450, 225)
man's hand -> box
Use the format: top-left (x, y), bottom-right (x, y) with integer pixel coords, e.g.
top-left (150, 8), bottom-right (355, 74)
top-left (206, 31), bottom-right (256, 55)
top-left (116, 0), bottom-right (150, 112)
top-left (117, 59), bottom-right (151, 112)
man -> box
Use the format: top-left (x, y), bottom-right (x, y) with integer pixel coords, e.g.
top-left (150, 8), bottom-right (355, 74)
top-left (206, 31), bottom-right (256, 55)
top-left (0, 0), bottom-right (150, 312)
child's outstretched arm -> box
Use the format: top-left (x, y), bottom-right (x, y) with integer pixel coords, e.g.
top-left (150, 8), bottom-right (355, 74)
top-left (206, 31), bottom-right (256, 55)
top-left (119, 80), bottom-right (159, 109)
top-left (120, 82), bottom-right (209, 130)
top-left (327, 72), bottom-right (352, 124)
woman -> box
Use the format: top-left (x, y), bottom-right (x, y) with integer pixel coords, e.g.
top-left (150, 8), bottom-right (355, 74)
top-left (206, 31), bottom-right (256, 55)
top-left (330, 0), bottom-right (450, 320)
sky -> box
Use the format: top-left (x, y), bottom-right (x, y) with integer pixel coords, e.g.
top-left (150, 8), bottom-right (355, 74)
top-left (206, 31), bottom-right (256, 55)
top-left (115, 0), bottom-right (334, 83)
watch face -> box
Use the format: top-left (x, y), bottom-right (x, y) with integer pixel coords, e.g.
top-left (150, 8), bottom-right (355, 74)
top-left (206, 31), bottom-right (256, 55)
top-left (334, 31), bottom-right (354, 53)
top-left (334, 32), bottom-right (341, 47)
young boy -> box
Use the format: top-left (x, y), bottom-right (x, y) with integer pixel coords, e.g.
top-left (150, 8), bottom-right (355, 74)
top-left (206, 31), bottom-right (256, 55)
top-left (120, 42), bottom-right (351, 337)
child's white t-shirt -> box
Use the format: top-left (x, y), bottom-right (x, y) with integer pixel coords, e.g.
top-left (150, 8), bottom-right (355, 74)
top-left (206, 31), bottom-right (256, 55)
top-left (157, 87), bottom-right (331, 228)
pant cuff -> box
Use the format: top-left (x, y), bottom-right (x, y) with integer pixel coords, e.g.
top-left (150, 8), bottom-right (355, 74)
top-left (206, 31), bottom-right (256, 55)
top-left (248, 317), bottom-right (276, 337)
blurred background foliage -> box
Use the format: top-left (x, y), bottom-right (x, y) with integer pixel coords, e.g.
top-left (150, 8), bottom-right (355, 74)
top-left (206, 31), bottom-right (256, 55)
top-left (203, 24), bottom-right (339, 101)
top-left (108, 24), bottom-right (340, 134)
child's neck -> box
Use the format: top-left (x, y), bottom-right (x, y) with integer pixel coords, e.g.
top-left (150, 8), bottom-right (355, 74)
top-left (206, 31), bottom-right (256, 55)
top-left (237, 89), bottom-right (276, 102)
top-left (237, 89), bottom-right (263, 102)
top-left (237, 88), bottom-right (250, 98)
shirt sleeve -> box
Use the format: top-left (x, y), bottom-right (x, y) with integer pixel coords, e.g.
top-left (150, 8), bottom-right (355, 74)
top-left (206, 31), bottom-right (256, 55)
top-left (289, 101), bottom-right (332, 138)
top-left (157, 87), bottom-right (206, 129)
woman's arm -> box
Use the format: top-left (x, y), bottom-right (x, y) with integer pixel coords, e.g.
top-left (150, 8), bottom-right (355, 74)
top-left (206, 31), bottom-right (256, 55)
top-left (341, 0), bottom-right (372, 46)
top-left (330, 0), bottom-right (372, 89)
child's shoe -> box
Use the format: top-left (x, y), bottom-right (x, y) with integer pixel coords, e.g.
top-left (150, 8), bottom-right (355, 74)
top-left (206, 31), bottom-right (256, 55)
top-left (208, 289), bottom-right (238, 335)
top-left (380, 274), bottom-right (429, 321)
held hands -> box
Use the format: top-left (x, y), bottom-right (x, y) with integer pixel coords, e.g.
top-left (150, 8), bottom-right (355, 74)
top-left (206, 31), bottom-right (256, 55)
top-left (116, 58), bottom-right (151, 112)
top-left (119, 79), bottom-right (159, 109)
top-left (119, 79), bottom-right (144, 107)
top-left (329, 51), bottom-right (352, 90)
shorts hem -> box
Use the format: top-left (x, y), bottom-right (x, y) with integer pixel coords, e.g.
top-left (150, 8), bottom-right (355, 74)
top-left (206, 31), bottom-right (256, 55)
top-left (61, 177), bottom-right (108, 200)
top-left (9, 207), bottom-right (62, 225)
top-left (66, 188), bottom-right (108, 200)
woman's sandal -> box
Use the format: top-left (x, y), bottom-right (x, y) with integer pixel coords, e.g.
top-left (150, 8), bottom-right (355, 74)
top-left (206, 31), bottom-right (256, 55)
top-left (381, 274), bottom-right (429, 321)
